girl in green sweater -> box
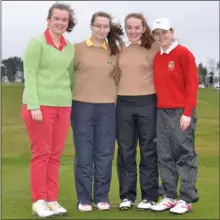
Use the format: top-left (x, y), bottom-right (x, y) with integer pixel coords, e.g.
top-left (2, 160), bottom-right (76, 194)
top-left (21, 3), bottom-right (75, 218)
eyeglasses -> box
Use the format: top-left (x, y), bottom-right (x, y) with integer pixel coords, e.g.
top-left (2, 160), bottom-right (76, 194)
top-left (92, 23), bottom-right (110, 30)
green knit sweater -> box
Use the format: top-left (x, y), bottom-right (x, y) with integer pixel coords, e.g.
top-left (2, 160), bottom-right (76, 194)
top-left (22, 34), bottom-right (75, 110)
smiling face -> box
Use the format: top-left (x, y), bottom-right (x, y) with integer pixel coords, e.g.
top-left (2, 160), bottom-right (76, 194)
top-left (125, 17), bottom-right (146, 43)
top-left (90, 16), bottom-right (110, 41)
top-left (153, 28), bottom-right (174, 49)
top-left (47, 8), bottom-right (69, 36)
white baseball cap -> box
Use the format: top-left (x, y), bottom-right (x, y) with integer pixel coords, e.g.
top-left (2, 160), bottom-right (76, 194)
top-left (151, 17), bottom-right (173, 32)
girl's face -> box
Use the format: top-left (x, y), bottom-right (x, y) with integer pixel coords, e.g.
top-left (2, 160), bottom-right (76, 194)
top-left (47, 8), bottom-right (69, 35)
top-left (90, 16), bottom-right (110, 41)
top-left (125, 17), bottom-right (145, 43)
top-left (153, 29), bottom-right (174, 48)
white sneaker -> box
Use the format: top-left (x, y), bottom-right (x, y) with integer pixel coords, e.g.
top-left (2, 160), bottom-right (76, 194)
top-left (32, 199), bottom-right (54, 218)
top-left (137, 199), bottom-right (156, 210)
top-left (170, 200), bottom-right (192, 214)
top-left (150, 197), bottom-right (177, 212)
top-left (47, 201), bottom-right (67, 215)
top-left (119, 199), bottom-right (133, 210)
top-left (78, 203), bottom-right (92, 212)
top-left (95, 202), bottom-right (110, 210)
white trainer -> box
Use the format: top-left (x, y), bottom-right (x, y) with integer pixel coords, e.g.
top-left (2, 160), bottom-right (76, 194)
top-left (119, 199), bottom-right (133, 210)
top-left (137, 199), bottom-right (156, 210)
top-left (32, 199), bottom-right (54, 218)
top-left (170, 200), bottom-right (192, 214)
top-left (150, 197), bottom-right (177, 212)
top-left (47, 201), bottom-right (67, 215)
top-left (78, 203), bottom-right (92, 212)
top-left (95, 202), bottom-right (110, 210)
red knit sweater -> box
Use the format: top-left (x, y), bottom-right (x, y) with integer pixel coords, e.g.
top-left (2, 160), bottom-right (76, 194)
top-left (153, 45), bottom-right (198, 116)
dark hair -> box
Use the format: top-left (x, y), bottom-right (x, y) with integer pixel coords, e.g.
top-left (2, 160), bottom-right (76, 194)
top-left (91, 11), bottom-right (124, 56)
top-left (125, 13), bottom-right (154, 49)
top-left (47, 2), bottom-right (76, 33)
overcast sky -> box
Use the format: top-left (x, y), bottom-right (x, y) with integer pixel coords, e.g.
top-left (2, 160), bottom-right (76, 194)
top-left (2, 1), bottom-right (219, 68)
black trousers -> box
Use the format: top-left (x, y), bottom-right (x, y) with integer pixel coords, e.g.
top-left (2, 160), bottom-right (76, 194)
top-left (116, 94), bottom-right (159, 202)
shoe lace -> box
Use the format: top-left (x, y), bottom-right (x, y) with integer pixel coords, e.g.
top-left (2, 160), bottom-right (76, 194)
top-left (157, 197), bottom-right (169, 205)
top-left (53, 201), bottom-right (62, 208)
top-left (81, 203), bottom-right (90, 207)
top-left (39, 201), bottom-right (51, 211)
top-left (175, 200), bottom-right (188, 208)
top-left (142, 199), bottom-right (148, 203)
top-left (99, 202), bottom-right (108, 206)
top-left (142, 199), bottom-right (154, 205)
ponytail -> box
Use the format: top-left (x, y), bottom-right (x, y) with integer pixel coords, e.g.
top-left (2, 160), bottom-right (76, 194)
top-left (140, 23), bottom-right (154, 49)
top-left (107, 22), bottom-right (124, 55)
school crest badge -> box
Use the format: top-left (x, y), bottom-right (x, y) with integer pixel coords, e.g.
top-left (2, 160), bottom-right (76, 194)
top-left (107, 59), bottom-right (112, 64)
top-left (168, 61), bottom-right (175, 70)
top-left (144, 57), bottom-right (148, 63)
top-left (144, 57), bottom-right (153, 64)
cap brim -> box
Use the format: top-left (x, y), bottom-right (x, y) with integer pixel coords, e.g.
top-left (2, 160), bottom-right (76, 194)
top-left (152, 26), bottom-right (171, 32)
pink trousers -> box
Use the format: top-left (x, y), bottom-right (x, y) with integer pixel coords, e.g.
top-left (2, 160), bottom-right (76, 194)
top-left (21, 104), bottom-right (71, 202)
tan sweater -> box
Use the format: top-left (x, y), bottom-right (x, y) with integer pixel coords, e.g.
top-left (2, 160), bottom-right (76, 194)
top-left (117, 42), bottom-right (159, 96)
top-left (72, 41), bottom-right (118, 103)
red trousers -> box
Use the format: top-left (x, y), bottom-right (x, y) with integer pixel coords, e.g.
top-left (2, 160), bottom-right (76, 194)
top-left (21, 105), bottom-right (71, 202)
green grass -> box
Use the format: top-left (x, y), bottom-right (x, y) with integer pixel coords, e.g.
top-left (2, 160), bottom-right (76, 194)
top-left (2, 84), bottom-right (219, 219)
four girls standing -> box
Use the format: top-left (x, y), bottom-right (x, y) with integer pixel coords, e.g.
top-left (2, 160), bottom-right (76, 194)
top-left (21, 2), bottom-right (198, 216)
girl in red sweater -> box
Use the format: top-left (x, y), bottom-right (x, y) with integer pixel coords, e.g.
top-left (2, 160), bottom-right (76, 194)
top-left (150, 17), bottom-right (199, 215)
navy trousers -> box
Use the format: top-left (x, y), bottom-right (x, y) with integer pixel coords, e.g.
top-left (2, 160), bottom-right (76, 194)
top-left (71, 100), bottom-right (116, 205)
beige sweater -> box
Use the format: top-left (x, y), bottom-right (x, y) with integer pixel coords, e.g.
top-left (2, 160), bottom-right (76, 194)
top-left (117, 42), bottom-right (159, 96)
top-left (72, 41), bottom-right (118, 103)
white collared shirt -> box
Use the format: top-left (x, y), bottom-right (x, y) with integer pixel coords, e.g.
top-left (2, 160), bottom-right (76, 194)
top-left (124, 40), bottom-right (141, 47)
top-left (160, 41), bottom-right (178, 55)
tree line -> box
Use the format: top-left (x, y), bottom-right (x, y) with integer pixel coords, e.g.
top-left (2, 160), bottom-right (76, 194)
top-left (1, 56), bottom-right (220, 85)
top-left (1, 57), bottom-right (24, 83)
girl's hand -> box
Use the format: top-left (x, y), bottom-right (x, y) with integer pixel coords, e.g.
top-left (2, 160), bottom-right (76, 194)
top-left (31, 109), bottom-right (43, 121)
top-left (180, 115), bottom-right (191, 131)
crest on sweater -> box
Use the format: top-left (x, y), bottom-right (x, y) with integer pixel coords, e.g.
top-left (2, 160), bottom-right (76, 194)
top-left (168, 61), bottom-right (175, 70)
top-left (144, 57), bottom-right (148, 63)
top-left (107, 58), bottom-right (112, 64)
top-left (144, 57), bottom-right (153, 64)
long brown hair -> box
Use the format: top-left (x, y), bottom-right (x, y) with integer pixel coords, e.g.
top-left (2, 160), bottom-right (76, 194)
top-left (91, 11), bottom-right (124, 55)
top-left (47, 2), bottom-right (76, 33)
top-left (125, 13), bottom-right (154, 49)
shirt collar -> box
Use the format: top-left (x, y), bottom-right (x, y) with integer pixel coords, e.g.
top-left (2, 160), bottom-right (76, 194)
top-left (44, 28), bottom-right (67, 50)
top-left (86, 37), bottom-right (108, 50)
top-left (124, 40), bottom-right (141, 47)
top-left (160, 41), bottom-right (178, 55)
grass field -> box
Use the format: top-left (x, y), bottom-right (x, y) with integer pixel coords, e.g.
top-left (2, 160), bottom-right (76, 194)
top-left (1, 83), bottom-right (219, 219)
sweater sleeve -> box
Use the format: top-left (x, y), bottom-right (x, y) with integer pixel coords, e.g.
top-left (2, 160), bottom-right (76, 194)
top-left (180, 48), bottom-right (199, 116)
top-left (23, 38), bottom-right (42, 110)
top-left (68, 44), bottom-right (75, 91)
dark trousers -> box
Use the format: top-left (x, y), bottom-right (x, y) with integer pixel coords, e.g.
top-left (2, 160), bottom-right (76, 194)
top-left (116, 95), bottom-right (159, 202)
top-left (71, 100), bottom-right (116, 204)
top-left (157, 108), bottom-right (198, 203)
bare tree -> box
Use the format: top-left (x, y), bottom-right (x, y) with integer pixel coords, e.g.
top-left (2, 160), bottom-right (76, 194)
top-left (198, 63), bottom-right (208, 86)
top-left (207, 58), bottom-right (216, 87)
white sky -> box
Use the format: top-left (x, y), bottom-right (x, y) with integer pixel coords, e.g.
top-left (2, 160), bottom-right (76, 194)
top-left (2, 1), bottom-right (220, 68)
